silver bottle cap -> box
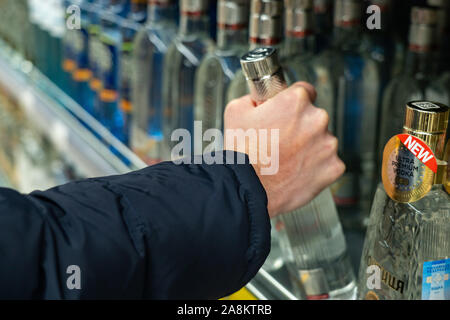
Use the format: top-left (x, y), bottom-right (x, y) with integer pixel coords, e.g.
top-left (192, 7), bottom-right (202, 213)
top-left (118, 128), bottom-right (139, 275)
top-left (333, 0), bottom-right (362, 27)
top-left (250, 0), bottom-right (284, 45)
top-left (409, 7), bottom-right (439, 52)
top-left (241, 47), bottom-right (287, 104)
top-left (217, 0), bottom-right (249, 29)
top-left (180, 0), bottom-right (209, 15)
top-left (285, 0), bottom-right (315, 37)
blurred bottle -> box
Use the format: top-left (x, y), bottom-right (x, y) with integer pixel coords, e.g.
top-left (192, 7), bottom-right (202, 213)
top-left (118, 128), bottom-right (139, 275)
top-left (161, 0), bottom-right (214, 160)
top-left (87, 0), bottom-right (110, 121)
top-left (117, 0), bottom-right (148, 147)
top-left (429, 0), bottom-right (450, 71)
top-left (379, 7), bottom-right (449, 165)
top-left (96, 0), bottom-right (131, 144)
top-left (226, 0), bottom-right (284, 102)
top-left (322, 0), bottom-right (381, 229)
top-left (61, 0), bottom-right (78, 96)
top-left (70, 0), bottom-right (96, 114)
top-left (130, 0), bottom-right (177, 165)
top-left (193, 0), bottom-right (249, 153)
top-left (358, 101), bottom-right (449, 300)
top-left (427, 0), bottom-right (450, 108)
top-left (313, 0), bottom-right (333, 53)
top-left (282, 0), bottom-right (316, 84)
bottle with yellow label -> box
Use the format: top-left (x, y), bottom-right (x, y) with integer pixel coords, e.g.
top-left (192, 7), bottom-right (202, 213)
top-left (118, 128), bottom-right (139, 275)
top-left (358, 101), bottom-right (450, 300)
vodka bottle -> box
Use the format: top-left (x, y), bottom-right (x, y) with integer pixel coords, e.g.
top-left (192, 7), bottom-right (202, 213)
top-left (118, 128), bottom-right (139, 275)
top-left (358, 101), bottom-right (450, 300)
top-left (161, 0), bottom-right (214, 160)
top-left (241, 47), bottom-right (356, 299)
top-left (97, 0), bottom-right (131, 143)
top-left (117, 0), bottom-right (148, 147)
top-left (226, 0), bottom-right (284, 102)
top-left (283, 0), bottom-right (335, 133)
top-left (282, 0), bottom-right (316, 84)
top-left (361, 0), bottom-right (395, 91)
top-left (379, 7), bottom-right (450, 164)
top-left (71, 0), bottom-right (96, 114)
top-left (130, 0), bottom-right (177, 165)
top-left (427, 0), bottom-right (450, 108)
top-left (313, 0), bottom-right (333, 53)
top-left (87, 0), bottom-right (109, 121)
top-left (193, 0), bottom-right (249, 154)
top-left (428, 0), bottom-right (450, 71)
top-left (61, 0), bottom-right (78, 96)
top-left (322, 0), bottom-right (381, 228)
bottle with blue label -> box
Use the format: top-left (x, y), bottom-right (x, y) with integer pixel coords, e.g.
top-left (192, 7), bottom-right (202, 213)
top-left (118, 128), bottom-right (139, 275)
top-left (161, 0), bottom-right (214, 160)
top-left (97, 0), bottom-right (131, 144)
top-left (358, 101), bottom-right (450, 300)
top-left (130, 0), bottom-right (177, 165)
top-left (319, 0), bottom-right (381, 229)
top-left (70, 0), bottom-right (96, 115)
top-left (117, 0), bottom-right (147, 148)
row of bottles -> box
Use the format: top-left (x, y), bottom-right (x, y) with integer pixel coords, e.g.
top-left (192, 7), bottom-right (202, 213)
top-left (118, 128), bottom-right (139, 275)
top-left (0, 0), bottom-right (449, 300)
top-left (4, 0), bottom-right (447, 222)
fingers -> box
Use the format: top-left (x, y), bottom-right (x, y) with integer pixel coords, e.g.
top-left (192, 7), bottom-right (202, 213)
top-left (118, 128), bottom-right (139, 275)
top-left (290, 81), bottom-right (317, 103)
top-left (224, 95), bottom-right (255, 128)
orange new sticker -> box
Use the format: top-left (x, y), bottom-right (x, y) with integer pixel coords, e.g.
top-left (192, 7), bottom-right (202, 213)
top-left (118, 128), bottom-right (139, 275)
top-left (397, 134), bottom-right (437, 173)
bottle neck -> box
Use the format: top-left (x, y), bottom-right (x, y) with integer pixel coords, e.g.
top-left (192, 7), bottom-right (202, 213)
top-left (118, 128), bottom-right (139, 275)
top-left (217, 28), bottom-right (247, 50)
top-left (404, 49), bottom-right (435, 77)
top-left (179, 14), bottom-right (210, 37)
top-left (284, 34), bottom-right (316, 56)
top-left (148, 4), bottom-right (176, 24)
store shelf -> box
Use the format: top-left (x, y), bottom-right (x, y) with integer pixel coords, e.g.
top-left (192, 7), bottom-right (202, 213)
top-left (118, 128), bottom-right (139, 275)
top-left (0, 42), bottom-right (302, 300)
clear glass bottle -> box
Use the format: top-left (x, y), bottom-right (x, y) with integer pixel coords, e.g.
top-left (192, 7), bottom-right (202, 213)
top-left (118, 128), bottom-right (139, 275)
top-left (358, 101), bottom-right (450, 300)
top-left (282, 0), bottom-right (316, 84)
top-left (71, 0), bottom-right (95, 114)
top-left (96, 0), bottom-right (130, 143)
top-left (117, 0), bottom-right (148, 147)
top-left (87, 0), bottom-right (109, 122)
top-left (241, 47), bottom-right (356, 299)
top-left (313, 0), bottom-right (333, 53)
top-left (161, 0), bottom-right (214, 160)
top-left (130, 0), bottom-right (177, 165)
top-left (193, 0), bottom-right (249, 154)
top-left (323, 0), bottom-right (381, 229)
top-left (379, 7), bottom-right (449, 164)
top-left (226, 0), bottom-right (284, 102)
top-left (283, 0), bottom-right (336, 133)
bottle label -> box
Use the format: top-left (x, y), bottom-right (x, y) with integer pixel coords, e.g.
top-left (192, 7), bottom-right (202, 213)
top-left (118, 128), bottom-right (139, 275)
top-left (382, 134), bottom-right (436, 203)
top-left (422, 259), bottom-right (450, 300)
top-left (298, 268), bottom-right (330, 300)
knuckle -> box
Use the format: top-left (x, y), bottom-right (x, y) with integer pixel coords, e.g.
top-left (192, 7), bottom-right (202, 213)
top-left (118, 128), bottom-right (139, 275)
top-left (314, 108), bottom-right (329, 130)
top-left (326, 135), bottom-right (339, 153)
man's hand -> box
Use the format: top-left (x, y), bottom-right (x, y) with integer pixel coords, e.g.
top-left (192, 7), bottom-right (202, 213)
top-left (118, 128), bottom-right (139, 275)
top-left (224, 82), bottom-right (345, 218)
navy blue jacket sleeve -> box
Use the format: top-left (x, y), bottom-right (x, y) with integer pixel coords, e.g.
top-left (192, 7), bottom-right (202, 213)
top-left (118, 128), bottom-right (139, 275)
top-left (0, 152), bottom-right (271, 299)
